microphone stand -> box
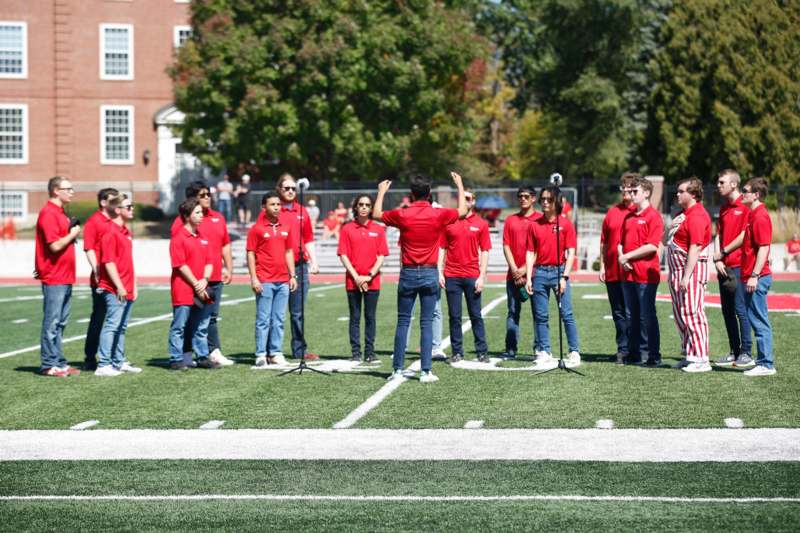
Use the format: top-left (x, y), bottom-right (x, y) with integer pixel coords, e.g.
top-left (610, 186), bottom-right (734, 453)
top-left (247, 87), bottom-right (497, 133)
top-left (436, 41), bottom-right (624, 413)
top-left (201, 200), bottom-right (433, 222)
top-left (537, 179), bottom-right (583, 377)
top-left (279, 178), bottom-right (329, 377)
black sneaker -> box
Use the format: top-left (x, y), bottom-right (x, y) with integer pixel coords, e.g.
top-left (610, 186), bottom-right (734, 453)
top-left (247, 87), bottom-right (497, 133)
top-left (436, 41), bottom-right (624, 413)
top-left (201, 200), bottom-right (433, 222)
top-left (477, 354), bottom-right (491, 363)
top-left (196, 357), bottom-right (221, 370)
top-left (501, 350), bottom-right (516, 360)
top-left (449, 354), bottom-right (463, 364)
top-left (645, 358), bottom-right (662, 368)
top-left (169, 361), bottom-right (189, 371)
top-left (623, 356), bottom-right (643, 365)
top-left (365, 355), bottom-right (379, 364)
top-left (351, 355), bottom-right (362, 362)
top-left (83, 359), bottom-right (97, 371)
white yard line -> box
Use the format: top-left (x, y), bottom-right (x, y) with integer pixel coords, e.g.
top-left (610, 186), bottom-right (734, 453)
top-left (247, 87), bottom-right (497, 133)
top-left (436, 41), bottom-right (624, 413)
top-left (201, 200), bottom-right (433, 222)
top-left (0, 284), bottom-right (344, 360)
top-left (1, 494), bottom-right (798, 503)
top-left (2, 428), bottom-right (800, 461)
top-left (332, 295), bottom-right (507, 429)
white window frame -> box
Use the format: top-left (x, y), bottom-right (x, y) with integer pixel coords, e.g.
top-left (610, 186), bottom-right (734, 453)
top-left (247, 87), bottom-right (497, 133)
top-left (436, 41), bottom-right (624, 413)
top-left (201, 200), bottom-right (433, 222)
top-left (100, 105), bottom-right (134, 165)
top-left (0, 21), bottom-right (27, 79)
top-left (99, 23), bottom-right (134, 81)
top-left (173, 25), bottom-right (192, 49)
top-left (0, 103), bottom-right (28, 165)
top-left (0, 191), bottom-right (28, 219)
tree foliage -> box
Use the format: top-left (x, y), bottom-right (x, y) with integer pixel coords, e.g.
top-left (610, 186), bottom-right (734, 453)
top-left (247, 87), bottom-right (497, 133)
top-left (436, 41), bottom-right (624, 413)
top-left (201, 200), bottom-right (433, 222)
top-left (646, 0), bottom-right (800, 184)
top-left (169, 0), bottom-right (487, 181)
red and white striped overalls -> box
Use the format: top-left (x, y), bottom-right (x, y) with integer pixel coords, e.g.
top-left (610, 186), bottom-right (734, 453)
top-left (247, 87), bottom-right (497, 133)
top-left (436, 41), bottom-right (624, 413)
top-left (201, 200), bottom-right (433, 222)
top-left (667, 240), bottom-right (710, 361)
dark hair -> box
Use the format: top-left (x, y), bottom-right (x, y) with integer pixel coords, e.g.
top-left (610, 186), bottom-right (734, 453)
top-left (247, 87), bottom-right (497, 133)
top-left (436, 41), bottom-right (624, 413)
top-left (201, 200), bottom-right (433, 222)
top-left (744, 177), bottom-right (768, 199)
top-left (409, 175), bottom-right (432, 201)
top-left (261, 191), bottom-right (280, 205)
top-left (179, 198), bottom-right (200, 221)
top-left (108, 193), bottom-right (128, 210)
top-left (351, 194), bottom-right (373, 218)
top-left (517, 184), bottom-right (537, 196)
top-left (539, 185), bottom-right (563, 213)
top-left (185, 180), bottom-right (208, 199)
top-left (47, 176), bottom-right (67, 197)
top-left (717, 169), bottom-right (740, 187)
top-left (636, 176), bottom-right (654, 195)
top-left (620, 172), bottom-right (641, 189)
top-left (677, 177), bottom-right (704, 201)
top-left (97, 187), bottom-right (119, 206)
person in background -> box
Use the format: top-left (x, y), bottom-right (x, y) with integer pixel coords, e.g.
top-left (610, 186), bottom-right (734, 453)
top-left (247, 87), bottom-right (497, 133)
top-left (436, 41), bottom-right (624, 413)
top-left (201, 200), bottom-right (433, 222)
top-left (216, 174), bottom-right (234, 222)
top-left (35, 176), bottom-right (82, 377)
top-left (235, 174), bottom-right (252, 227)
top-left (82, 187), bottom-right (119, 371)
top-left (599, 173), bottom-right (636, 364)
top-left (784, 233), bottom-right (800, 271)
top-left (321, 210), bottom-right (341, 241)
top-left (307, 199), bottom-right (320, 229)
top-left (338, 195), bottom-right (389, 364)
top-left (334, 201), bottom-right (349, 225)
top-left (95, 194), bottom-right (141, 376)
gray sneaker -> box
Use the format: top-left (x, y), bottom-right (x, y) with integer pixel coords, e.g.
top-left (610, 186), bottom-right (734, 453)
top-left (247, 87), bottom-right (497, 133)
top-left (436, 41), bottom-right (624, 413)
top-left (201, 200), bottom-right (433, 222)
top-left (449, 354), bottom-right (463, 364)
top-left (477, 354), bottom-right (491, 363)
top-left (713, 353), bottom-right (736, 367)
top-left (733, 353), bottom-right (755, 369)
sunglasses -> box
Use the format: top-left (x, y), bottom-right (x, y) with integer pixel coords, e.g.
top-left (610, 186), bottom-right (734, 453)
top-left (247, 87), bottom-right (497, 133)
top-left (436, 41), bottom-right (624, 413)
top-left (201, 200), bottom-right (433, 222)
top-left (282, 186), bottom-right (297, 191)
top-left (121, 205), bottom-right (134, 210)
top-left (539, 197), bottom-right (554, 204)
top-left (198, 192), bottom-right (211, 198)
top-left (517, 194), bottom-right (532, 200)
top-left (464, 196), bottom-right (475, 201)
top-left (357, 202), bottom-right (372, 207)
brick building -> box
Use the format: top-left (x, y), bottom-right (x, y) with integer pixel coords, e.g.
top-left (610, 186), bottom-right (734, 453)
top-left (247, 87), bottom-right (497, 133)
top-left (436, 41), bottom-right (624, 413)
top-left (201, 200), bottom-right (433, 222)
top-left (0, 0), bottom-right (208, 224)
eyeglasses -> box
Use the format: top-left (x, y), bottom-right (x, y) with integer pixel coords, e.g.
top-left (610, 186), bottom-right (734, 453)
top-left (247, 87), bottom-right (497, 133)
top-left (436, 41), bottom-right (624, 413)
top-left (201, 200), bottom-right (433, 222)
top-left (121, 205), bottom-right (133, 210)
top-left (630, 189), bottom-right (642, 195)
top-left (282, 186), bottom-right (296, 192)
top-left (58, 187), bottom-right (74, 192)
top-left (517, 194), bottom-right (532, 200)
top-left (464, 196), bottom-right (474, 201)
top-left (677, 189), bottom-right (689, 194)
top-left (198, 192), bottom-right (211, 198)
top-left (357, 202), bottom-right (372, 207)
top-left (742, 189), bottom-right (753, 194)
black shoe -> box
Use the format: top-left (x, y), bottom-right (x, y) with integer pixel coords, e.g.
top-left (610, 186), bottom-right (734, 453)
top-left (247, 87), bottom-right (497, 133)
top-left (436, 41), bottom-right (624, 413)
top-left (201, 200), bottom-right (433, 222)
top-left (645, 358), bottom-right (662, 367)
top-left (196, 357), bottom-right (221, 370)
top-left (351, 355), bottom-right (362, 362)
top-left (477, 354), bottom-right (491, 363)
top-left (365, 355), bottom-right (379, 364)
top-left (623, 356), bottom-right (643, 365)
top-left (83, 359), bottom-right (97, 371)
top-left (169, 361), bottom-right (189, 371)
top-left (501, 350), bottom-right (517, 360)
top-left (449, 354), bottom-right (463, 364)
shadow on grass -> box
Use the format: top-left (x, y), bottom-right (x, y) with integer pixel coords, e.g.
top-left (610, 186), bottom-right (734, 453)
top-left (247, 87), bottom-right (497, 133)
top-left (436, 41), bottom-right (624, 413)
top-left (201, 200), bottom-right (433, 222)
top-left (13, 366), bottom-right (41, 374)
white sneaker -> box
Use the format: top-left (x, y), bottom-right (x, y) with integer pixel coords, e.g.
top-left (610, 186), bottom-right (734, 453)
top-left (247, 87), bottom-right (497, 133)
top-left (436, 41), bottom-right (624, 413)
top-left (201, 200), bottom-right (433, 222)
top-left (254, 355), bottom-right (267, 368)
top-left (119, 362), bottom-right (143, 374)
top-left (182, 352), bottom-right (197, 368)
top-left (271, 354), bottom-right (287, 366)
top-left (95, 366), bottom-right (122, 377)
top-left (534, 350), bottom-right (553, 364)
top-left (431, 348), bottom-right (448, 360)
top-left (743, 365), bottom-right (776, 377)
top-left (420, 370), bottom-right (439, 383)
top-left (387, 369), bottom-right (405, 381)
top-left (402, 369), bottom-right (417, 378)
top-left (681, 361), bottom-right (712, 373)
top-left (565, 351), bottom-right (581, 368)
top-left (210, 348), bottom-right (235, 366)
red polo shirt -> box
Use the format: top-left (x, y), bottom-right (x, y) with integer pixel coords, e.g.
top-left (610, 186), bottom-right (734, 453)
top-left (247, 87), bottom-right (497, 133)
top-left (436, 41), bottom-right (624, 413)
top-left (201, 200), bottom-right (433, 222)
top-left (601, 203), bottom-right (635, 282)
top-left (170, 226), bottom-right (212, 306)
top-left (621, 205), bottom-right (663, 284)
top-left (337, 219), bottom-right (389, 290)
top-left (83, 210), bottom-right (113, 288)
top-left (717, 195), bottom-right (749, 268)
top-left (442, 213), bottom-right (491, 278)
top-left (35, 200), bottom-right (76, 285)
top-left (526, 215), bottom-right (577, 266)
top-left (741, 204), bottom-right (772, 280)
top-left (786, 239), bottom-right (800, 254)
top-left (382, 201), bottom-right (459, 266)
top-left (171, 209), bottom-right (230, 282)
top-left (246, 218), bottom-right (295, 283)
top-left (503, 211), bottom-right (542, 280)
top-left (278, 202), bottom-right (314, 263)
top-left (98, 222), bottom-right (135, 300)
top-left (672, 202), bottom-right (712, 252)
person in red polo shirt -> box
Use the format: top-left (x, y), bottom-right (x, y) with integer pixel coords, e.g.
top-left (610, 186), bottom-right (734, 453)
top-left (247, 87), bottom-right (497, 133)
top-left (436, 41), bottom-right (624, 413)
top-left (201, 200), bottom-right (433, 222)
top-left (618, 176), bottom-right (663, 366)
top-left (374, 172), bottom-right (467, 383)
top-left (82, 187), bottom-right (118, 370)
top-left (501, 184), bottom-right (541, 359)
top-left (600, 173), bottom-right (636, 363)
top-left (338, 194), bottom-right (389, 364)
top-left (524, 185), bottom-right (580, 368)
top-left (439, 188), bottom-right (491, 364)
top-left (711, 169), bottom-right (752, 368)
top-left (35, 176), bottom-right (82, 377)
top-left (276, 173), bottom-right (319, 361)
top-left (784, 233), bottom-right (800, 271)
top-left (168, 198), bottom-right (219, 370)
top-left (95, 194), bottom-right (141, 376)
top-left (247, 192), bottom-right (297, 366)
top-left (739, 177), bottom-right (776, 376)
top-left (666, 178), bottom-right (713, 373)
top-left (170, 180), bottom-right (234, 367)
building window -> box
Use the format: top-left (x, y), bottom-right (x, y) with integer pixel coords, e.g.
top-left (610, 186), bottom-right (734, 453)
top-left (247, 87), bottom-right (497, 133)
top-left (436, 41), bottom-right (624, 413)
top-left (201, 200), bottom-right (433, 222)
top-left (0, 22), bottom-right (27, 78)
top-left (174, 26), bottom-right (192, 49)
top-left (0, 104), bottom-right (28, 164)
top-left (0, 191), bottom-right (27, 219)
top-left (101, 105), bottom-right (134, 165)
top-left (100, 24), bottom-right (133, 80)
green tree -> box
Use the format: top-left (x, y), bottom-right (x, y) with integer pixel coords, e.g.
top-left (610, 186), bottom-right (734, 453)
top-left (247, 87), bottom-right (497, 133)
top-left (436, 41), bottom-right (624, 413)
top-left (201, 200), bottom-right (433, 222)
top-left (646, 0), bottom-right (800, 183)
top-left (169, 0), bottom-right (487, 181)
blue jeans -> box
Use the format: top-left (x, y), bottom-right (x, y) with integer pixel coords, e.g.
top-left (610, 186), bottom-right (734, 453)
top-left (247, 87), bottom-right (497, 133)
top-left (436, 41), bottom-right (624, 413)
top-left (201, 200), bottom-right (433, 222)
top-left (505, 279), bottom-right (537, 353)
top-left (289, 263), bottom-right (310, 358)
top-left (605, 281), bottom-right (628, 356)
top-left (168, 304), bottom-right (212, 363)
top-left (347, 290), bottom-right (380, 358)
top-left (719, 266), bottom-right (752, 356)
top-left (217, 198), bottom-right (232, 222)
top-left (533, 266), bottom-right (579, 354)
top-left (743, 275), bottom-right (773, 369)
top-left (393, 267), bottom-right (439, 372)
top-left (405, 290), bottom-right (443, 349)
top-left (184, 281), bottom-right (223, 354)
top-left (445, 277), bottom-right (488, 356)
top-left (622, 282), bottom-right (660, 363)
top-left (40, 284), bottom-right (72, 370)
top-left (84, 286), bottom-right (107, 363)
top-left (98, 291), bottom-right (134, 368)
top-left (255, 282), bottom-right (290, 356)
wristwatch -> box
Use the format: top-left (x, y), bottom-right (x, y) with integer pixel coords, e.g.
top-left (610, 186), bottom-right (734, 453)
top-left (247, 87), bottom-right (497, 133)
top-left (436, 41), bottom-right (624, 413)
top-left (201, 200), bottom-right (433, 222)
top-left (563, 275), bottom-right (570, 280)
top-left (749, 273), bottom-right (759, 278)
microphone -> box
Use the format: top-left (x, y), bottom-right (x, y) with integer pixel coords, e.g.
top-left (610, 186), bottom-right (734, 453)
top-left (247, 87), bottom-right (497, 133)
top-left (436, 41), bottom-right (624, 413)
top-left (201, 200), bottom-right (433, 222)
top-left (297, 178), bottom-right (310, 191)
top-left (549, 173), bottom-right (563, 186)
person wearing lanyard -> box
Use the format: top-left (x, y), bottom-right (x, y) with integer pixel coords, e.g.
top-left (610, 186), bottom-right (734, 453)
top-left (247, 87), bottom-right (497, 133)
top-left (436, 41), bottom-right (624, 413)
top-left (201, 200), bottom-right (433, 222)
top-left (374, 172), bottom-right (467, 383)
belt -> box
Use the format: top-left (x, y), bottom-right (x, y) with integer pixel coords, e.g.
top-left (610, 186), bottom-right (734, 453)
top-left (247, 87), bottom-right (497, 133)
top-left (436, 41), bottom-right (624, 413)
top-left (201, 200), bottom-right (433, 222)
top-left (401, 264), bottom-right (437, 269)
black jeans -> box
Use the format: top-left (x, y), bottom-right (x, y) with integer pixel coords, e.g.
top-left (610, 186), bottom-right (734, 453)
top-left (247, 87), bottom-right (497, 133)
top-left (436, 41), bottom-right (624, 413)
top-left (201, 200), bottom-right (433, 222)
top-left (347, 290), bottom-right (380, 358)
top-left (446, 277), bottom-right (488, 356)
top-left (84, 286), bottom-right (107, 363)
top-left (719, 266), bottom-right (752, 356)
